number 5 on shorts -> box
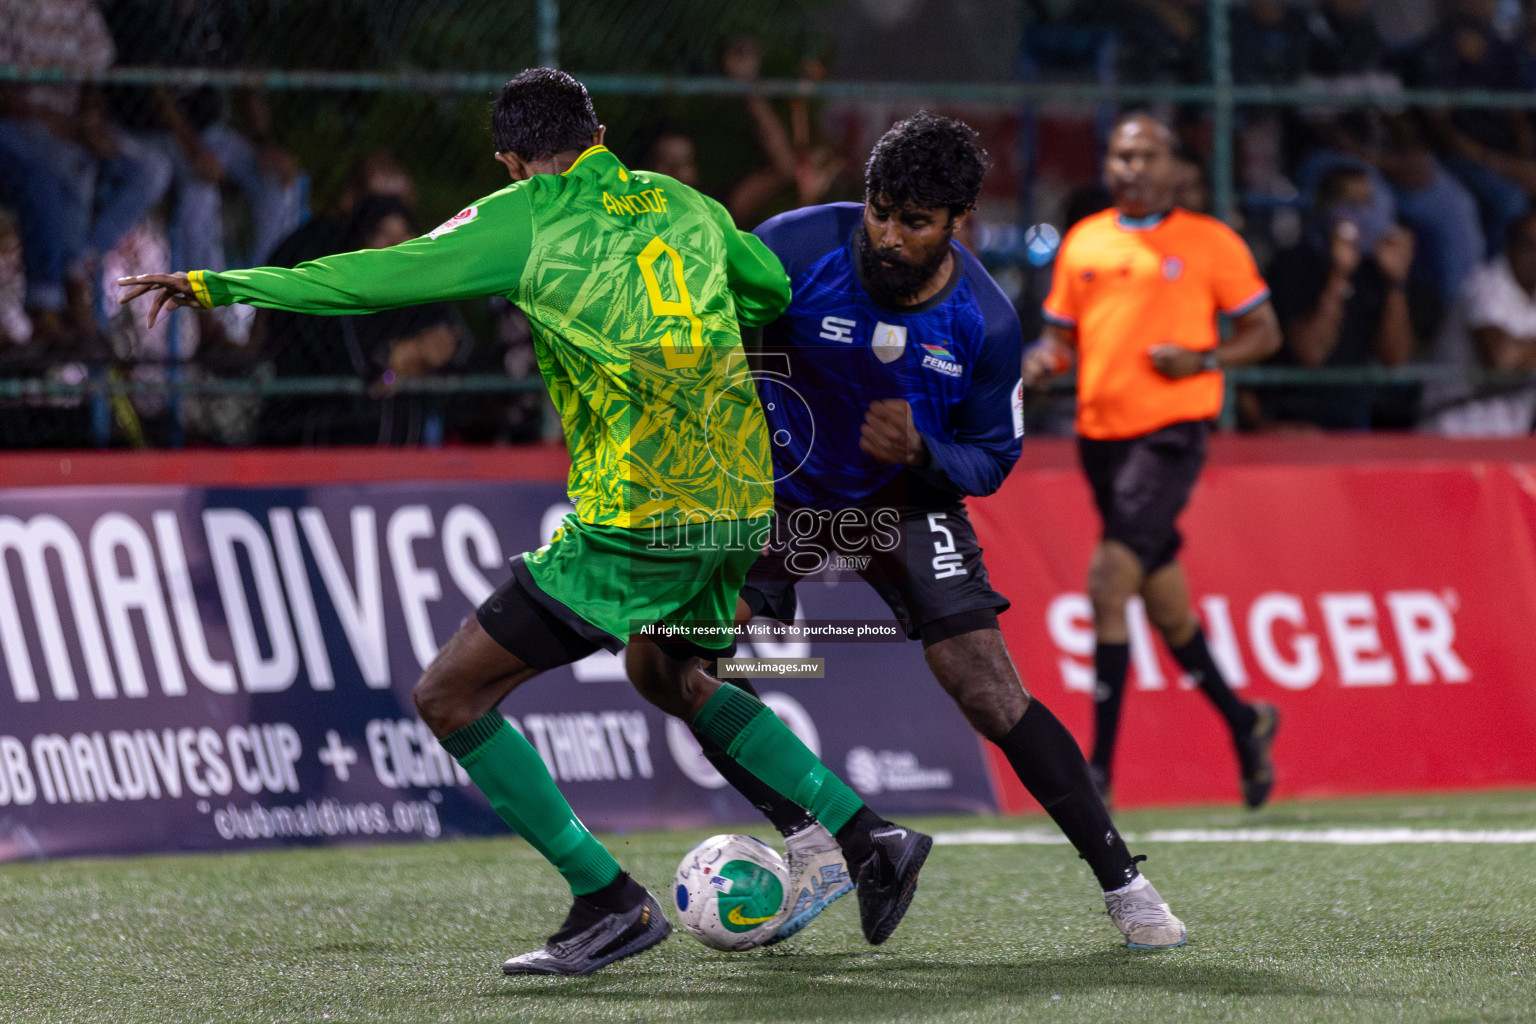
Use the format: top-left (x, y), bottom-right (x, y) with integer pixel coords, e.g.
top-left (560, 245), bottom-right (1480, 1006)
top-left (637, 236), bottom-right (703, 369)
top-left (927, 512), bottom-right (967, 579)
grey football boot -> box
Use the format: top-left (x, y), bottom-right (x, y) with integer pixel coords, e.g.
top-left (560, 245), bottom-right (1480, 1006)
top-left (765, 821), bottom-right (854, 945)
top-left (1103, 874), bottom-right (1187, 950)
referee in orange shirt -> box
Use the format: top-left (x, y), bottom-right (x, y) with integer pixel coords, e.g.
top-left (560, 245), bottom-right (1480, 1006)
top-left (1024, 113), bottom-right (1284, 808)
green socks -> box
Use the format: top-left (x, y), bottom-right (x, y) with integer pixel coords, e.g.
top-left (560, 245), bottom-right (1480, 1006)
top-left (692, 683), bottom-right (865, 834)
top-left (441, 709), bottom-right (621, 896)
top-left (440, 687), bottom-right (863, 896)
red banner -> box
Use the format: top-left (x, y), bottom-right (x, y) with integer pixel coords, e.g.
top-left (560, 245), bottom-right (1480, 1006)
top-left (971, 437), bottom-right (1536, 810)
top-left (6, 439), bottom-right (1532, 817)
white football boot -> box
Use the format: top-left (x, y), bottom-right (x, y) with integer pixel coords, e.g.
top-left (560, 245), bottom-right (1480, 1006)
top-left (1104, 874), bottom-right (1188, 949)
top-left (765, 821), bottom-right (854, 944)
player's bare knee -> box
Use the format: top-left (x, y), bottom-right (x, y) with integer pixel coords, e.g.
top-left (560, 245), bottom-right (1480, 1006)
top-left (624, 645), bottom-right (667, 707)
top-left (955, 689), bottom-right (1024, 740)
top-left (412, 668), bottom-right (461, 738)
top-left (923, 623), bottom-right (1029, 739)
top-left (933, 667), bottom-right (1027, 739)
top-left (1087, 564), bottom-right (1135, 610)
top-left (1150, 607), bottom-right (1197, 645)
top-left (647, 680), bottom-right (699, 721)
top-left (626, 644), bottom-right (696, 720)
top-left (412, 643), bottom-right (497, 737)
top-left (1088, 541), bottom-right (1142, 605)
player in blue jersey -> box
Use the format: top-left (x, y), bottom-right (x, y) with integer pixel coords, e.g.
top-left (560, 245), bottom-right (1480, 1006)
top-left (686, 113), bottom-right (1188, 950)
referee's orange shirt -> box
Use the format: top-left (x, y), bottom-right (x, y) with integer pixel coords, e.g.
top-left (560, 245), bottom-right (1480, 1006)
top-left (1043, 208), bottom-right (1270, 440)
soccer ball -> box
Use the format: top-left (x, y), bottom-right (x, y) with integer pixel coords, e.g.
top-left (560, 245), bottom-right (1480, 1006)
top-left (672, 833), bottom-right (791, 951)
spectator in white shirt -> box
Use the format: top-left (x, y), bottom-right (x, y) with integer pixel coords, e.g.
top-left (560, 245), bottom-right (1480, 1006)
top-left (1420, 210), bottom-right (1536, 436)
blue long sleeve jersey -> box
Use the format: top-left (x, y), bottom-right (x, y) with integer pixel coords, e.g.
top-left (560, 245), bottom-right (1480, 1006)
top-left (753, 203), bottom-right (1024, 510)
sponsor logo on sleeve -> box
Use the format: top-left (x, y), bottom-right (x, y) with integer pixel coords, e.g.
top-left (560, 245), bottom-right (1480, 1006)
top-left (427, 206), bottom-right (478, 240)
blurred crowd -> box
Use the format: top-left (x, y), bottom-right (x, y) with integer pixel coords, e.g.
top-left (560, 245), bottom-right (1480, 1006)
top-left (0, 0), bottom-right (553, 446)
top-left (1037, 0), bottom-right (1536, 433)
top-left (2, 0), bottom-right (1536, 446)
top-left (0, 2), bottom-right (848, 447)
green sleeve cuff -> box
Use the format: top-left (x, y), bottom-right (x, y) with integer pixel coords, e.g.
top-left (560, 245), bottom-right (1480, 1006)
top-left (186, 270), bottom-right (220, 308)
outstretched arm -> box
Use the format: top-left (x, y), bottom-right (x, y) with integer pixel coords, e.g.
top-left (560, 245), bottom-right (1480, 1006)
top-left (118, 186), bottom-right (534, 327)
top-left (117, 272), bottom-right (200, 327)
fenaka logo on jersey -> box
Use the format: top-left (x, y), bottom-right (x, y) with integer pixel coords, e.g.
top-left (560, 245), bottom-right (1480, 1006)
top-left (920, 342), bottom-right (963, 378)
top-left (427, 206), bottom-right (478, 240)
top-left (1162, 256), bottom-right (1184, 281)
top-left (872, 322), bottom-right (906, 363)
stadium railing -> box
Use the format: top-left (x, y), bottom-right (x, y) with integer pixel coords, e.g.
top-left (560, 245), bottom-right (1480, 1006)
top-left (3, 0), bottom-right (1535, 446)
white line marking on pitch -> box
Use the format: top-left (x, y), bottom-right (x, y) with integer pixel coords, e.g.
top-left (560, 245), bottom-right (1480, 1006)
top-left (933, 827), bottom-right (1536, 846)
top-left (935, 829), bottom-right (1070, 845)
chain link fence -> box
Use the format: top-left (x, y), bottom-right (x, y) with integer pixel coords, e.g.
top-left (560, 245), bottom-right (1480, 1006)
top-left (2, 0), bottom-right (1535, 446)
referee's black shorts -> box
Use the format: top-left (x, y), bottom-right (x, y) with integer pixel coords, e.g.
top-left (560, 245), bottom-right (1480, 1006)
top-left (1078, 419), bottom-right (1209, 574)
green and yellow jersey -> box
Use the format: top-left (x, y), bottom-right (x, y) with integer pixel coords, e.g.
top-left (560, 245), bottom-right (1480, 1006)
top-left (191, 145), bottom-right (790, 528)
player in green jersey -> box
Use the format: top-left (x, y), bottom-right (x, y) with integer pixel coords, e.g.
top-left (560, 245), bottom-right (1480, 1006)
top-left (120, 68), bottom-right (930, 977)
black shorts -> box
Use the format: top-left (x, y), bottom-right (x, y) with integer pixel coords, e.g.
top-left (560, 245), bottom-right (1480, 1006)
top-left (1078, 419), bottom-right (1209, 574)
top-left (741, 503), bottom-right (1010, 642)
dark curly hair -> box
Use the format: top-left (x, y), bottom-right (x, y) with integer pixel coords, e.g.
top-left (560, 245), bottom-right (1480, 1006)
top-left (864, 111), bottom-right (990, 216)
top-left (491, 68), bottom-right (600, 161)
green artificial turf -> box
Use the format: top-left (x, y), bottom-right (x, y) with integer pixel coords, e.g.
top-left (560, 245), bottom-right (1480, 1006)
top-left (3, 791), bottom-right (1535, 1023)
